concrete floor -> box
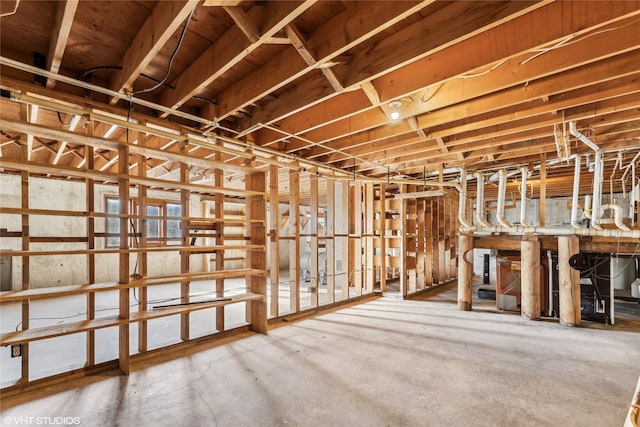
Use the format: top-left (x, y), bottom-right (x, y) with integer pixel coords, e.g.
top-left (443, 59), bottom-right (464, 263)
top-left (2, 282), bottom-right (639, 427)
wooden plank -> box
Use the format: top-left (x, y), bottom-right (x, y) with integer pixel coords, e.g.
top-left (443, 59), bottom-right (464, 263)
top-left (214, 152), bottom-right (225, 331)
top-left (136, 146), bottom-right (148, 353)
top-left (158, 0), bottom-right (316, 114)
top-left (0, 158), bottom-right (260, 199)
top-left (424, 200), bottom-right (433, 286)
top-left (394, 190), bottom-right (444, 199)
top-left (416, 199), bottom-right (425, 290)
top-left (19, 102), bottom-right (29, 383)
top-left (86, 121), bottom-right (96, 365)
top-left (46, 0), bottom-right (79, 88)
top-left (289, 170), bottom-right (300, 312)
top-left (246, 171), bottom-right (267, 334)
top-left (338, 181), bottom-right (349, 299)
top-left (225, 6), bottom-right (260, 43)
top-left (109, 1), bottom-right (199, 97)
top-left (540, 154), bottom-right (547, 227)
top-left (458, 234), bottom-right (473, 311)
top-left (269, 164), bottom-right (279, 317)
top-left (352, 182), bottom-right (363, 296)
top-left (379, 184), bottom-right (387, 292)
top-left (1, 293), bottom-right (265, 346)
top-left (0, 118), bottom-right (254, 176)
top-left (364, 182), bottom-right (374, 293)
top-left (180, 141), bottom-right (190, 341)
top-left (118, 144), bottom-right (130, 375)
top-left (326, 179), bottom-right (335, 303)
top-left (310, 175), bottom-right (319, 307)
top-left (399, 184), bottom-right (407, 296)
top-left (558, 236), bottom-right (580, 326)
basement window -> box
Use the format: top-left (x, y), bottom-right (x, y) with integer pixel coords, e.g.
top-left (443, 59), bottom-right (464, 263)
top-left (105, 197), bottom-right (183, 247)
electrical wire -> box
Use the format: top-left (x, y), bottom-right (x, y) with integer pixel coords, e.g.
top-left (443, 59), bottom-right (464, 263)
top-left (133, 7), bottom-right (195, 95)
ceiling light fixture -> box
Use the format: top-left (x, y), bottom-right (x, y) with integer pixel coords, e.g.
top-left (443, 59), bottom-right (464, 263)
top-left (388, 100), bottom-right (402, 121)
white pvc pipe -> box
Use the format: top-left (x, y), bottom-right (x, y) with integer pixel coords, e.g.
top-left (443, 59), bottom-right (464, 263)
top-left (592, 151), bottom-right (604, 230)
top-left (519, 166), bottom-right (530, 227)
top-left (569, 121), bottom-right (599, 152)
top-left (496, 169), bottom-right (512, 228)
top-left (472, 225), bottom-right (640, 239)
top-left (583, 195), bottom-right (592, 220)
top-left (474, 172), bottom-right (492, 228)
top-left (601, 203), bottom-right (631, 231)
top-left (570, 155), bottom-right (582, 229)
top-left (458, 169), bottom-right (475, 231)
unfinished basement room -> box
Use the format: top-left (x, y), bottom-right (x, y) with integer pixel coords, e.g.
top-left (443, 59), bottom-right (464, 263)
top-left (0, 1), bottom-right (639, 426)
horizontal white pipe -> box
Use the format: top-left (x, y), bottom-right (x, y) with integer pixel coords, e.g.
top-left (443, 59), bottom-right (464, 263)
top-left (472, 225), bottom-right (640, 239)
top-left (601, 203), bottom-right (631, 231)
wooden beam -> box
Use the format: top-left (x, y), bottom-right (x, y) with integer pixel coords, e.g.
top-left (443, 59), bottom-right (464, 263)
top-left (394, 190), bottom-right (444, 200)
top-left (289, 170), bottom-right (300, 313)
top-left (540, 154), bottom-right (547, 227)
top-left (246, 171), bottom-right (267, 334)
top-left (309, 174), bottom-right (319, 307)
top-left (224, 6), bottom-right (260, 43)
top-left (118, 143), bottom-right (130, 375)
top-left (109, 1), bottom-right (198, 99)
top-left (19, 102), bottom-right (30, 383)
top-left (326, 179), bottom-right (335, 303)
top-left (558, 236), bottom-right (580, 327)
top-left (269, 164), bottom-right (279, 317)
top-left (46, 0), bottom-right (79, 88)
top-left (180, 141), bottom-right (190, 341)
top-left (225, 1), bottom-right (432, 125)
top-left (458, 234), bottom-right (473, 311)
top-left (286, 24), bottom-right (343, 92)
top-left (158, 0), bottom-right (316, 115)
top-left (85, 121), bottom-right (96, 366)
top-left (521, 237), bottom-right (541, 321)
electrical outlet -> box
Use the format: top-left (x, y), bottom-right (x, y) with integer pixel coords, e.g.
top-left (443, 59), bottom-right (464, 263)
top-left (11, 344), bottom-right (22, 358)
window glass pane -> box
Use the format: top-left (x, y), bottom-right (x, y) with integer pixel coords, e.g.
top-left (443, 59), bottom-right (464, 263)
top-left (146, 205), bottom-right (160, 239)
top-left (167, 203), bottom-right (182, 239)
top-left (106, 198), bottom-right (120, 246)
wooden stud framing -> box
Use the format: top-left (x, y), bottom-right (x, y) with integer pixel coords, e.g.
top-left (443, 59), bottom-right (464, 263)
top-left (416, 198), bottom-right (425, 290)
top-left (215, 153), bottom-right (225, 331)
top-left (326, 178), bottom-right (335, 303)
top-left (364, 182), bottom-right (374, 293)
top-left (246, 171), bottom-right (267, 334)
top-left (351, 182), bottom-right (363, 297)
top-left (399, 184), bottom-right (407, 297)
top-left (378, 184), bottom-right (387, 292)
top-left (289, 170), bottom-right (300, 312)
top-left (269, 164), bottom-right (279, 316)
top-left (424, 199), bottom-right (433, 287)
top-left (540, 154), bottom-right (547, 227)
top-left (337, 181), bottom-right (349, 300)
top-left (118, 143), bottom-right (130, 375)
top-left (85, 120), bottom-right (96, 365)
top-left (310, 174), bottom-right (319, 307)
top-left (180, 141), bottom-right (190, 341)
top-left (136, 127), bottom-right (148, 353)
top-left (19, 103), bottom-right (30, 383)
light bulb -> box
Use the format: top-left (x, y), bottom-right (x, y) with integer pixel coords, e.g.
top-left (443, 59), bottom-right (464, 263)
top-left (390, 111), bottom-right (400, 120)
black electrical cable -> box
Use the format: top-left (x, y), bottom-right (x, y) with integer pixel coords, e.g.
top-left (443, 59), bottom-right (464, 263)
top-left (133, 7), bottom-right (195, 95)
top-left (57, 111), bottom-right (72, 126)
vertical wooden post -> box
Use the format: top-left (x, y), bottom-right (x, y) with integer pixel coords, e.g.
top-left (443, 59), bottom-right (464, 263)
top-left (379, 184), bottom-right (387, 292)
top-left (19, 103), bottom-right (29, 383)
top-left (118, 144), bottom-right (130, 375)
top-left (558, 236), bottom-right (581, 326)
top-left (337, 181), bottom-right (349, 300)
top-left (424, 200), bottom-right (433, 287)
top-left (521, 237), bottom-right (541, 320)
top-left (364, 182), bottom-right (375, 293)
top-left (309, 174), bottom-right (319, 307)
top-left (246, 171), bottom-right (267, 334)
top-left (326, 178), bottom-right (335, 303)
top-left (214, 152), bottom-right (225, 331)
top-left (438, 199), bottom-right (446, 283)
top-left (289, 170), bottom-right (300, 312)
top-left (540, 154), bottom-right (547, 227)
top-left (457, 234), bottom-right (473, 311)
top-left (179, 141), bottom-right (190, 341)
top-left (85, 120), bottom-right (96, 365)
top-left (352, 182), bottom-right (363, 296)
top-left (136, 128), bottom-right (148, 352)
top-left (416, 199), bottom-right (425, 290)
top-left (399, 185), bottom-right (408, 297)
top-left (269, 164), bottom-right (280, 316)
